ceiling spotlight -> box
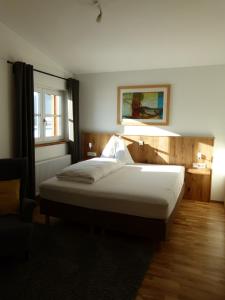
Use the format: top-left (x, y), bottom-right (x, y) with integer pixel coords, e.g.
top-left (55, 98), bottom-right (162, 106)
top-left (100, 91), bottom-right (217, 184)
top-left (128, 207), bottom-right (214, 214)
top-left (96, 7), bottom-right (102, 23)
top-left (93, 0), bottom-right (103, 23)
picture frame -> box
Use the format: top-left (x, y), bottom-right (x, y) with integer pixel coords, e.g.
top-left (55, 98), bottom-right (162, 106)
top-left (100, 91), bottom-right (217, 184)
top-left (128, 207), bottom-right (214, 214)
top-left (117, 84), bottom-right (170, 125)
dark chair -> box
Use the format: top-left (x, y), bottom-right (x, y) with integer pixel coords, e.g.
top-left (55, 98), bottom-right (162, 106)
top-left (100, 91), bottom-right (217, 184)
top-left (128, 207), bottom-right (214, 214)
top-left (0, 158), bottom-right (36, 259)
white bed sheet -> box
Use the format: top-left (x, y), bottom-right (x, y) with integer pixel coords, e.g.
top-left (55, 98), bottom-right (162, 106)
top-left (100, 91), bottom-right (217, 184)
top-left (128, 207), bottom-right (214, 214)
top-left (40, 164), bottom-right (185, 220)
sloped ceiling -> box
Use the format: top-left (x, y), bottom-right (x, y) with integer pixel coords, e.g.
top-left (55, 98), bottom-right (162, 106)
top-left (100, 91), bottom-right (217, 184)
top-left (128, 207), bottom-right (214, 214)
top-left (0, 0), bottom-right (225, 74)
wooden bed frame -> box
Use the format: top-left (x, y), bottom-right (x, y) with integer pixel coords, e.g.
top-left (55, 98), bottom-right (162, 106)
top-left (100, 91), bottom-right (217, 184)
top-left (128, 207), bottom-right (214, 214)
top-left (39, 132), bottom-right (213, 240)
top-left (40, 184), bottom-right (184, 241)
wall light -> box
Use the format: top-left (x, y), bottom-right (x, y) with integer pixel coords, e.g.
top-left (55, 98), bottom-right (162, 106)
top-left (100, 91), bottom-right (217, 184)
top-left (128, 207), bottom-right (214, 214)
top-left (88, 142), bottom-right (93, 150)
top-left (197, 152), bottom-right (202, 160)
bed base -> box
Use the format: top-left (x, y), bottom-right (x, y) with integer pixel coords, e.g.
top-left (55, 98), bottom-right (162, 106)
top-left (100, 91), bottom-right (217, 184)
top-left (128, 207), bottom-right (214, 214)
top-left (40, 185), bottom-right (184, 241)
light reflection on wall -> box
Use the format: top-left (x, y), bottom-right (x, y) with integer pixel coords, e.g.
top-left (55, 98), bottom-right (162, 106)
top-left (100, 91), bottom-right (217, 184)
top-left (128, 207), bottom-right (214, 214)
top-left (119, 125), bottom-right (180, 136)
top-left (212, 148), bottom-right (225, 176)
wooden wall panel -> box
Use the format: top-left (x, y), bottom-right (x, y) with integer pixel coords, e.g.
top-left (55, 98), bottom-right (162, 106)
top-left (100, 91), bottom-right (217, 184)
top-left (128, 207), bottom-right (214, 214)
top-left (82, 132), bottom-right (112, 160)
top-left (82, 132), bottom-right (214, 169)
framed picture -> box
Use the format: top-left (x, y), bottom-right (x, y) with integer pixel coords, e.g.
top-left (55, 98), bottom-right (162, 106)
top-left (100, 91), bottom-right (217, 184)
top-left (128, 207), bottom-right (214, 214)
top-left (117, 85), bottom-right (170, 125)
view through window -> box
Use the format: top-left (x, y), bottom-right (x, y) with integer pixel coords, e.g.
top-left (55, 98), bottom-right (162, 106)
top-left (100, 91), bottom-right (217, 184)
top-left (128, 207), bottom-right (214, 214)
top-left (34, 89), bottom-right (64, 143)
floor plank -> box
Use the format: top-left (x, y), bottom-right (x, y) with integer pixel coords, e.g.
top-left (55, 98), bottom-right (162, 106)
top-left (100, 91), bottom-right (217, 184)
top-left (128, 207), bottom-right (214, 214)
top-left (135, 200), bottom-right (225, 300)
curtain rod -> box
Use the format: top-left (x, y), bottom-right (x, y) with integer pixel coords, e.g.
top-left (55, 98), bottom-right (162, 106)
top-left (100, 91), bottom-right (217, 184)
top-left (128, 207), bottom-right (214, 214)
top-left (7, 60), bottom-right (67, 81)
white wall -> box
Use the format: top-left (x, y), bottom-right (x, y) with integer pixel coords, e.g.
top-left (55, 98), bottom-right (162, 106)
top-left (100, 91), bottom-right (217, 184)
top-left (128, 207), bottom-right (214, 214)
top-left (0, 20), bottom-right (68, 75)
top-left (0, 61), bottom-right (12, 157)
top-left (78, 65), bottom-right (225, 202)
top-left (0, 20), bottom-right (71, 160)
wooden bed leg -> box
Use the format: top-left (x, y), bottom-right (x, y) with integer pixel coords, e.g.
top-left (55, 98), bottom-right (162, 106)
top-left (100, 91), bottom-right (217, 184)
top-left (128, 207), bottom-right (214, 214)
top-left (45, 214), bottom-right (50, 225)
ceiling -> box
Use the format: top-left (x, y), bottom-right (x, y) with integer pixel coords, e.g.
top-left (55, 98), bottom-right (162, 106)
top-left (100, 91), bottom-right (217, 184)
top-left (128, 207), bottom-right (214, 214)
top-left (0, 0), bottom-right (225, 74)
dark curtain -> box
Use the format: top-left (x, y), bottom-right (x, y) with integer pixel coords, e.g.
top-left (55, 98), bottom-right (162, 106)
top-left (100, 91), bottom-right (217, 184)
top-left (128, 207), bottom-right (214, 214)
top-left (13, 62), bottom-right (35, 199)
top-left (66, 78), bottom-right (80, 163)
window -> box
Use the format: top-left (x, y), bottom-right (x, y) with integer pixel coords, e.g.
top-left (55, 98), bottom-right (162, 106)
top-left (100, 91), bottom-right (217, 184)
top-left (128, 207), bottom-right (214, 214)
top-left (68, 99), bottom-right (74, 141)
top-left (34, 89), bottom-right (65, 143)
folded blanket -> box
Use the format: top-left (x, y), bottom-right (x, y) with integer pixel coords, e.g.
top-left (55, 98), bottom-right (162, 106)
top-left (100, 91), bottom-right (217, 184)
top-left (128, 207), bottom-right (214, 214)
top-left (56, 158), bottom-right (125, 184)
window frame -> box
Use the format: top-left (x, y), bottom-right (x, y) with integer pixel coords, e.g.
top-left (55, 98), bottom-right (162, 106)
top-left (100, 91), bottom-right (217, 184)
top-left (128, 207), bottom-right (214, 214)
top-left (34, 88), bottom-right (66, 145)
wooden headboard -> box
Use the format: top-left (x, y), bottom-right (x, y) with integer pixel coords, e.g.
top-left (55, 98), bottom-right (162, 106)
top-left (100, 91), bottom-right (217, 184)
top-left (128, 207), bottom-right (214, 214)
top-left (82, 132), bottom-right (214, 169)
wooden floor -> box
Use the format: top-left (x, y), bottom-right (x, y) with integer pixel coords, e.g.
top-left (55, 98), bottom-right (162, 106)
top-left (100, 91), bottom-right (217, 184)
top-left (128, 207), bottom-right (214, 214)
top-left (34, 200), bottom-right (225, 299)
top-left (136, 200), bottom-right (225, 300)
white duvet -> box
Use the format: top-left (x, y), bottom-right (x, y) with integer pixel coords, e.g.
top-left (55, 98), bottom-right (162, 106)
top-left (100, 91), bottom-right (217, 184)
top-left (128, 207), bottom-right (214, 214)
top-left (41, 164), bottom-right (185, 219)
top-left (56, 158), bottom-right (125, 184)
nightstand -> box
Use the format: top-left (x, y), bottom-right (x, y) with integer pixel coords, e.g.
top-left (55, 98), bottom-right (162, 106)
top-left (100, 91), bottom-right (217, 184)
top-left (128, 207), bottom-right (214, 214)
top-left (184, 168), bottom-right (212, 201)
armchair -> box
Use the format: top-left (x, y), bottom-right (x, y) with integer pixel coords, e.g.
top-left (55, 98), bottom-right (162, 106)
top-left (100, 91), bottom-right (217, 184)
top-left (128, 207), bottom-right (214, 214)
top-left (0, 158), bottom-right (36, 258)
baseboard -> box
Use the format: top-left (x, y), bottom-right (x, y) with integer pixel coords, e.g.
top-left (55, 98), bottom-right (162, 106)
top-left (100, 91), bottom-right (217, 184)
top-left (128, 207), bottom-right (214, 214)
top-left (209, 200), bottom-right (224, 204)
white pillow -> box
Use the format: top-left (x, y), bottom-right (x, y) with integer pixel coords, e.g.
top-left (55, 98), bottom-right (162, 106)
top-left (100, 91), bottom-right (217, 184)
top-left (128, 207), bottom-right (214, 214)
top-left (101, 135), bottom-right (116, 158)
top-left (101, 135), bottom-right (134, 164)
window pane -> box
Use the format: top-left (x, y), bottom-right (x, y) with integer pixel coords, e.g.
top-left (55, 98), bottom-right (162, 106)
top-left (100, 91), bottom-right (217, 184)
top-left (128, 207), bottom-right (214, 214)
top-left (34, 92), bottom-right (40, 114)
top-left (45, 116), bottom-right (54, 137)
top-left (68, 120), bottom-right (74, 141)
top-left (45, 117), bottom-right (62, 137)
top-left (45, 93), bottom-right (62, 115)
top-left (68, 99), bottom-right (73, 120)
top-left (45, 94), bottom-right (54, 115)
top-left (56, 117), bottom-right (62, 136)
top-left (56, 96), bottom-right (62, 115)
top-left (34, 116), bottom-right (41, 138)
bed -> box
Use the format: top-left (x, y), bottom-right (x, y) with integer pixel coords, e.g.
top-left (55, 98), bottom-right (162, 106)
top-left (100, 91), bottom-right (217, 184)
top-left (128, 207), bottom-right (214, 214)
top-left (40, 158), bottom-right (185, 240)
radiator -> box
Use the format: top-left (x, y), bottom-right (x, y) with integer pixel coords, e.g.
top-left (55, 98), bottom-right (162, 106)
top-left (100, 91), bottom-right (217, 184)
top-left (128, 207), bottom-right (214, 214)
top-left (35, 154), bottom-right (71, 194)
